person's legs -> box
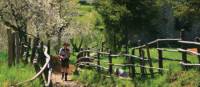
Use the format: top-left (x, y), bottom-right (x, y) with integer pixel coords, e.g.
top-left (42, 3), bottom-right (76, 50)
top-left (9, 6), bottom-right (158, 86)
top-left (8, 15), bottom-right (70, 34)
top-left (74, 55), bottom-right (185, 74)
top-left (65, 70), bottom-right (68, 81)
top-left (61, 60), bottom-right (65, 80)
top-left (64, 59), bottom-right (69, 81)
top-left (61, 68), bottom-right (65, 80)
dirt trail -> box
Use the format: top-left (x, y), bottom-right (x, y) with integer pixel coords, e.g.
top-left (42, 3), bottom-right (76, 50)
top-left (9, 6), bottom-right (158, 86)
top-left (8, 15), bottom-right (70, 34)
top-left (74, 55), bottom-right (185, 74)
top-left (51, 64), bottom-right (83, 87)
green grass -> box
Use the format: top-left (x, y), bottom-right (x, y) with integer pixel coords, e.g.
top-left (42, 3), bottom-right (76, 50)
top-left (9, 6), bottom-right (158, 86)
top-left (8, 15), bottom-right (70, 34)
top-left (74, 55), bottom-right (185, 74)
top-left (71, 4), bottom-right (105, 48)
top-left (79, 5), bottom-right (94, 15)
top-left (73, 48), bottom-right (200, 87)
top-left (98, 48), bottom-right (199, 73)
top-left (74, 69), bottom-right (200, 87)
top-left (77, 4), bottom-right (104, 30)
top-left (0, 51), bottom-right (7, 62)
top-left (73, 69), bottom-right (135, 87)
top-left (70, 52), bottom-right (78, 64)
top-left (0, 52), bottom-right (42, 87)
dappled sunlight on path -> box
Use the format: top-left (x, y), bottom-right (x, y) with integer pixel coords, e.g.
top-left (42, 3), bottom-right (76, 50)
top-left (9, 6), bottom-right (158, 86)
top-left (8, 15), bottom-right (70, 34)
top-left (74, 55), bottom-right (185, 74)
top-left (51, 64), bottom-right (83, 87)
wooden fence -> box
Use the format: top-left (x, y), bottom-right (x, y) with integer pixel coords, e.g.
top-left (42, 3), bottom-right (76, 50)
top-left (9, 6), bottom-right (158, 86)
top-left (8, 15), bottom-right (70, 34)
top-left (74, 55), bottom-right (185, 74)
top-left (76, 29), bottom-right (200, 79)
top-left (6, 28), bottom-right (200, 85)
top-left (7, 29), bottom-right (52, 87)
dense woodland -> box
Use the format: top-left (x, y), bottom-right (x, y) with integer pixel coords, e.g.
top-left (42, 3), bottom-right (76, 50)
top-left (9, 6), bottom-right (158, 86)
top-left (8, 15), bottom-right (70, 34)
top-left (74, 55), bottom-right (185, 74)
top-left (0, 0), bottom-right (200, 52)
top-left (96, 0), bottom-right (200, 50)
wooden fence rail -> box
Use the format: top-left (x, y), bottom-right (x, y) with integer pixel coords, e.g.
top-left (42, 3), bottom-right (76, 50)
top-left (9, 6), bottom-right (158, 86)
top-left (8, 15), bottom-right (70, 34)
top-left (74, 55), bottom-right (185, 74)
top-left (8, 28), bottom-right (200, 85)
top-left (15, 46), bottom-right (51, 86)
top-left (7, 29), bottom-right (53, 87)
top-left (76, 29), bottom-right (200, 80)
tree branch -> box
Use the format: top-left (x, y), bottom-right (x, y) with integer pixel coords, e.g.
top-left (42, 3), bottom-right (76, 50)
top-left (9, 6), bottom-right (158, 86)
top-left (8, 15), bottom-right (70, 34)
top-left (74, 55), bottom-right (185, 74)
top-left (3, 20), bottom-right (18, 30)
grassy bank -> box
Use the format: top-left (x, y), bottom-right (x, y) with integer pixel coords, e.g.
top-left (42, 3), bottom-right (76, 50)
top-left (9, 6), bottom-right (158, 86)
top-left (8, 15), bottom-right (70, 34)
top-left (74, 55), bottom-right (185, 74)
top-left (74, 69), bottom-right (200, 87)
top-left (0, 52), bottom-right (42, 87)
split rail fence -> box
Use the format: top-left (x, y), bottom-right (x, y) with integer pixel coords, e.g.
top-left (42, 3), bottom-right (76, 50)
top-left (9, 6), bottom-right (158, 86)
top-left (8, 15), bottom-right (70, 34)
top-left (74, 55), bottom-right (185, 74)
top-left (76, 29), bottom-right (200, 79)
top-left (7, 29), bottom-right (52, 87)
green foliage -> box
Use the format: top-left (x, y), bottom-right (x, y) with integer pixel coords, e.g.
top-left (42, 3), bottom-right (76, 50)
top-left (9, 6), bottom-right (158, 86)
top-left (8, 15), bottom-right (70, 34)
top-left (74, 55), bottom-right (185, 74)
top-left (0, 52), bottom-right (41, 87)
top-left (95, 0), bottom-right (200, 50)
top-left (71, 4), bottom-right (105, 49)
top-left (166, 70), bottom-right (200, 87)
top-left (169, 0), bottom-right (200, 30)
top-left (73, 69), bottom-right (134, 87)
top-left (0, 63), bottom-right (41, 87)
top-left (0, 51), bottom-right (7, 61)
top-left (74, 69), bottom-right (200, 87)
top-left (95, 0), bottom-right (159, 51)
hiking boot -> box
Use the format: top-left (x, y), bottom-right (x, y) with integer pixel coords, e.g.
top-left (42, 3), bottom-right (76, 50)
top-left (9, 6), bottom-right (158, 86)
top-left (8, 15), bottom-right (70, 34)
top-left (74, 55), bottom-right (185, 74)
top-left (65, 73), bottom-right (68, 81)
top-left (61, 72), bottom-right (64, 80)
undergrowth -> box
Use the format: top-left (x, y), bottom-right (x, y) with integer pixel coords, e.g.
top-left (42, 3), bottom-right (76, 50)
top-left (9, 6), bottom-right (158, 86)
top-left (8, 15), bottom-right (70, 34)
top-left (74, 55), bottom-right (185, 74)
top-left (0, 52), bottom-right (42, 87)
top-left (73, 69), bottom-right (200, 87)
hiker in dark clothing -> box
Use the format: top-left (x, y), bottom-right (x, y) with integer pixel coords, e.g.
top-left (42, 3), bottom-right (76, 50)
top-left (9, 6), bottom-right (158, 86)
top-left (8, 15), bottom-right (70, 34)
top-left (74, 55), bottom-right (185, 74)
top-left (59, 42), bottom-right (71, 81)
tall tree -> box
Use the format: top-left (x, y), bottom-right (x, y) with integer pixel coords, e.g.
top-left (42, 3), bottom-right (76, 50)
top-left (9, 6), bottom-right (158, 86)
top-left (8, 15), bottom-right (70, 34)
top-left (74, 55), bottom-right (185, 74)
top-left (0, 0), bottom-right (33, 43)
top-left (172, 0), bottom-right (200, 31)
top-left (96, 0), bottom-right (159, 51)
top-left (0, 0), bottom-right (80, 52)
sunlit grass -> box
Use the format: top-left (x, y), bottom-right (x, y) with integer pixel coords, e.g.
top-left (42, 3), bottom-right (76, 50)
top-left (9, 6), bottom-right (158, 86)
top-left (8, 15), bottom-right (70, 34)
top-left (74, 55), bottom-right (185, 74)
top-left (74, 48), bottom-right (200, 87)
top-left (0, 52), bottom-right (42, 87)
top-left (73, 68), bottom-right (200, 87)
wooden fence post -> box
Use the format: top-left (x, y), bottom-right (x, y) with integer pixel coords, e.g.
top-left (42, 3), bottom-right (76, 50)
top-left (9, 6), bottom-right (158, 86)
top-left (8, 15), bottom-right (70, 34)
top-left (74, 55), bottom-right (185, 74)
top-left (108, 50), bottom-right (113, 75)
top-left (125, 47), bottom-right (131, 75)
top-left (38, 41), bottom-right (48, 82)
top-left (146, 45), bottom-right (154, 78)
top-left (180, 29), bottom-right (188, 70)
top-left (125, 44), bottom-right (129, 63)
top-left (131, 49), bottom-right (136, 79)
top-left (195, 37), bottom-right (200, 71)
top-left (125, 45), bottom-right (130, 74)
top-left (47, 40), bottom-right (51, 54)
top-left (15, 31), bottom-right (20, 64)
top-left (157, 41), bottom-right (159, 48)
top-left (24, 38), bottom-right (31, 64)
top-left (101, 42), bottom-right (104, 52)
top-left (7, 29), bottom-right (14, 67)
top-left (33, 58), bottom-right (45, 85)
top-left (97, 49), bottom-right (101, 72)
top-left (19, 41), bottom-right (23, 61)
top-left (128, 55), bottom-right (131, 77)
top-left (158, 49), bottom-right (163, 74)
top-left (84, 48), bottom-right (87, 56)
top-left (138, 40), bottom-right (145, 79)
top-left (31, 37), bottom-right (39, 63)
top-left (39, 41), bottom-right (45, 65)
top-left (141, 49), bottom-right (146, 79)
top-left (87, 48), bottom-right (90, 56)
top-left (7, 31), bottom-right (16, 66)
top-left (12, 32), bottom-right (16, 66)
top-left (28, 38), bottom-right (32, 48)
top-left (20, 41), bottom-right (25, 61)
top-left (47, 39), bottom-right (53, 86)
